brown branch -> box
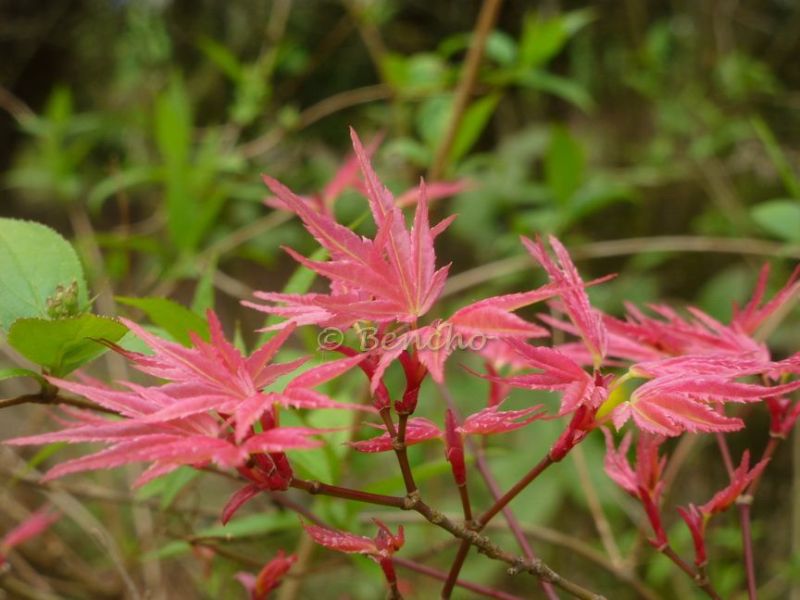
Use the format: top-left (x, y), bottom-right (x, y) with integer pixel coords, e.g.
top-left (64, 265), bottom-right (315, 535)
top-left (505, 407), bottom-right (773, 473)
top-left (282, 478), bottom-right (605, 599)
top-left (393, 557), bottom-right (524, 600)
top-left (442, 236), bottom-right (800, 299)
top-left (0, 393), bottom-right (116, 415)
top-left (428, 0), bottom-right (504, 180)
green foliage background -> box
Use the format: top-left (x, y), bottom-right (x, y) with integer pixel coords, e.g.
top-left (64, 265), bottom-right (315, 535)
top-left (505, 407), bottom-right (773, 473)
top-left (1, 1), bottom-right (799, 598)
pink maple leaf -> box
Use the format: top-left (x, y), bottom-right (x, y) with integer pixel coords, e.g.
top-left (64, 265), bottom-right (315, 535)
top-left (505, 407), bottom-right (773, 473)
top-left (265, 134), bottom-right (464, 216)
top-left (603, 301), bottom-right (769, 364)
top-left (236, 550), bottom-right (297, 600)
top-left (303, 519), bottom-right (404, 592)
top-left (676, 504), bottom-right (707, 566)
top-left (0, 508), bottom-right (60, 567)
top-left (611, 373), bottom-right (800, 436)
top-left (5, 311), bottom-right (362, 490)
top-left (249, 129), bottom-right (452, 327)
top-left (458, 404), bottom-right (546, 436)
top-left (304, 519), bottom-right (404, 558)
top-left (350, 417), bottom-right (442, 453)
top-left (603, 429), bottom-right (668, 546)
top-left (676, 451), bottom-right (769, 567)
top-left (522, 235), bottom-right (607, 365)
top-left (731, 263), bottom-right (800, 336)
top-left (699, 450), bottom-right (768, 516)
top-left (488, 339), bottom-right (608, 416)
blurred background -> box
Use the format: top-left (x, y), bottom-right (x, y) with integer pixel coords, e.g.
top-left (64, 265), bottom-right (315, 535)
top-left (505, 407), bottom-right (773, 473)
top-left (1, 0), bottom-right (800, 598)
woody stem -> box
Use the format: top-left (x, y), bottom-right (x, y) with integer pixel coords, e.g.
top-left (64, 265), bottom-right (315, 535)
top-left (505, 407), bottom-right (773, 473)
top-left (659, 545), bottom-right (722, 600)
top-left (394, 413), bottom-right (418, 495)
top-left (441, 454), bottom-right (556, 599)
top-left (286, 478), bottom-right (605, 599)
top-left (289, 478), bottom-right (406, 508)
top-left (478, 455), bottom-right (555, 528)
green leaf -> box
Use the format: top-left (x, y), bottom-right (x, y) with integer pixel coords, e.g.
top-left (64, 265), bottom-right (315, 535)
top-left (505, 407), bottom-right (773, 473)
top-left (191, 256), bottom-right (217, 314)
top-left (545, 126), bottom-right (585, 204)
top-left (751, 117), bottom-right (800, 198)
top-left (196, 511), bottom-right (297, 540)
top-left (514, 70), bottom-right (594, 112)
top-left (518, 10), bottom-right (593, 68)
top-left (7, 315), bottom-right (128, 376)
top-left (382, 53), bottom-right (447, 97)
top-left (449, 93), bottom-right (500, 164)
top-left (416, 95), bottom-right (454, 149)
top-left (198, 36), bottom-right (243, 82)
top-left (0, 218), bottom-right (88, 331)
top-left (751, 199), bottom-right (800, 242)
top-left (154, 75), bottom-right (194, 251)
top-left (0, 367), bottom-right (45, 384)
top-left (145, 540), bottom-right (191, 560)
top-left (88, 166), bottom-right (161, 212)
top-left (117, 296), bottom-right (209, 346)
top-left (136, 466), bottom-right (200, 509)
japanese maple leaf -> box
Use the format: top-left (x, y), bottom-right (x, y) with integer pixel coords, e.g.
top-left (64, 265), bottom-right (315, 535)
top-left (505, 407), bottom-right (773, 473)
top-left (603, 429), bottom-right (666, 500)
top-left (265, 133), bottom-right (464, 216)
top-left (103, 311), bottom-right (371, 441)
top-left (487, 338), bottom-right (609, 416)
top-left (699, 450), bottom-right (768, 516)
top-left (677, 451), bottom-right (769, 567)
top-left (350, 417), bottom-right (442, 453)
top-left (523, 235), bottom-right (608, 365)
top-left (5, 312), bottom-right (365, 487)
top-left (303, 519), bottom-right (404, 592)
top-left (0, 508), bottom-right (60, 567)
top-left (304, 519), bottom-right (404, 558)
top-left (236, 550), bottom-right (297, 600)
top-left (457, 404), bottom-right (546, 435)
top-left (610, 372), bottom-right (800, 436)
top-left (602, 301), bottom-right (769, 364)
top-left (249, 128), bottom-right (453, 327)
top-left (603, 428), bottom-right (668, 545)
top-left (352, 400), bottom-right (547, 455)
top-left (731, 263), bottom-right (800, 337)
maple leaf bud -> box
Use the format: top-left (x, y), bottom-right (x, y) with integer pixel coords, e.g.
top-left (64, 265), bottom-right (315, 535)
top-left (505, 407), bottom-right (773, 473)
top-left (550, 405), bottom-right (596, 461)
top-left (444, 409), bottom-right (466, 486)
top-left (396, 351), bottom-right (427, 414)
top-left (236, 550), bottom-right (297, 600)
top-left (699, 451), bottom-right (769, 517)
top-left (677, 505), bottom-right (708, 567)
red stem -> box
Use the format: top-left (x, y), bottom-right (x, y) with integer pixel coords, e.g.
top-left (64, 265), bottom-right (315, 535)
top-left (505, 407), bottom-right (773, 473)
top-left (659, 545), bottom-right (722, 600)
top-left (478, 455), bottom-right (554, 527)
top-left (438, 383), bottom-right (558, 599)
top-left (739, 503), bottom-right (757, 600)
top-left (395, 413), bottom-right (418, 495)
top-left (289, 478), bottom-right (406, 508)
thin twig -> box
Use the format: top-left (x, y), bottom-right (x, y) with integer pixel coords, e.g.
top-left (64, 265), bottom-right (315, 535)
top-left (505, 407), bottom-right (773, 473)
top-left (0, 393), bottom-right (116, 415)
top-left (571, 444), bottom-right (625, 569)
top-left (393, 557), bottom-right (524, 600)
top-left (283, 478), bottom-right (605, 598)
top-left (361, 511), bottom-right (661, 600)
top-left (659, 545), bottom-right (722, 600)
top-left (428, 0), bottom-right (504, 180)
top-left (437, 384), bottom-right (558, 599)
top-left (442, 236), bottom-right (800, 299)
